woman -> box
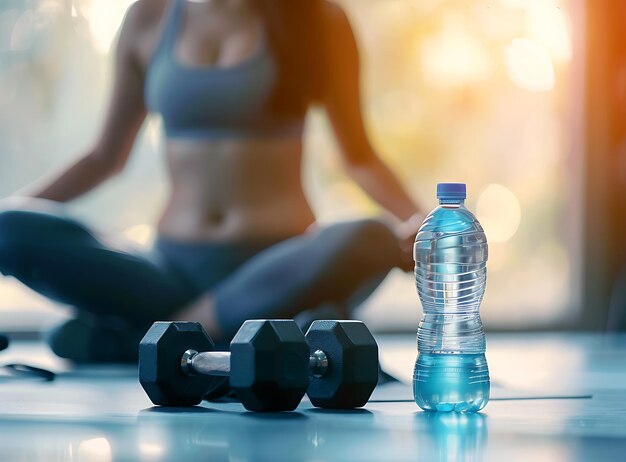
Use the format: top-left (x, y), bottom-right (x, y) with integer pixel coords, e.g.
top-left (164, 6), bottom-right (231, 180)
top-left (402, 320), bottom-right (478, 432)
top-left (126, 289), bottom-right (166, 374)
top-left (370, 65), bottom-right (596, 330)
top-left (0, 0), bottom-right (423, 362)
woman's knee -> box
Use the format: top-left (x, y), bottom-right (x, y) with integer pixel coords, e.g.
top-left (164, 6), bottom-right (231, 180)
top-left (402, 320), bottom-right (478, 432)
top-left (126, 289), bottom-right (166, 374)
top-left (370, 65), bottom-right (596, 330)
top-left (353, 218), bottom-right (397, 246)
top-left (0, 210), bottom-right (32, 273)
top-left (0, 208), bottom-right (66, 241)
top-left (0, 210), bottom-right (35, 250)
top-left (0, 209), bottom-right (79, 272)
top-left (324, 218), bottom-right (397, 251)
top-left (319, 218), bottom-right (400, 269)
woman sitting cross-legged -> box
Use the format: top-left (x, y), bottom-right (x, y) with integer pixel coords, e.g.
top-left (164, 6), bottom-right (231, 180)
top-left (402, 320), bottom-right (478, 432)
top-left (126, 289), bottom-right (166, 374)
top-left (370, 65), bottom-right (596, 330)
top-left (0, 0), bottom-right (424, 362)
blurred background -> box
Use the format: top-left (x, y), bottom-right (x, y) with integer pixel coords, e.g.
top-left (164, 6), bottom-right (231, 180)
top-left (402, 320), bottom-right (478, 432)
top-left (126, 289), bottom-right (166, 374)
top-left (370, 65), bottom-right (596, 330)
top-left (1, 0), bottom-right (618, 335)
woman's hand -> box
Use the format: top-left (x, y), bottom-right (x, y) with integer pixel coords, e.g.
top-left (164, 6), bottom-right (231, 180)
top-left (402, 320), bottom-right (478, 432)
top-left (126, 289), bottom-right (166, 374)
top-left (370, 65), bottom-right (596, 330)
top-left (394, 212), bottom-right (426, 272)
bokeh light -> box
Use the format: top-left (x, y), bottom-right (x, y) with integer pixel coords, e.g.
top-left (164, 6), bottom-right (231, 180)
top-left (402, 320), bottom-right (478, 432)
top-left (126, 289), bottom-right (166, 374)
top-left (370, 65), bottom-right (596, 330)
top-left (476, 184), bottom-right (522, 243)
top-left (420, 13), bottom-right (493, 88)
top-left (505, 38), bottom-right (556, 91)
top-left (526, 0), bottom-right (572, 63)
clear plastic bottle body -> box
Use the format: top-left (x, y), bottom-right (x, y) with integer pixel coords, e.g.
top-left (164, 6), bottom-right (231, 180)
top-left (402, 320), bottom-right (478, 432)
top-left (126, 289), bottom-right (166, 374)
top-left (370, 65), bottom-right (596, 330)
top-left (413, 196), bottom-right (490, 413)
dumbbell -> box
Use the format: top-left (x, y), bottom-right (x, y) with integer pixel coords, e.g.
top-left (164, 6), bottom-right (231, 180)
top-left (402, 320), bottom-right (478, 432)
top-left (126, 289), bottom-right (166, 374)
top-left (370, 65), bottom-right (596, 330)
top-left (139, 319), bottom-right (379, 412)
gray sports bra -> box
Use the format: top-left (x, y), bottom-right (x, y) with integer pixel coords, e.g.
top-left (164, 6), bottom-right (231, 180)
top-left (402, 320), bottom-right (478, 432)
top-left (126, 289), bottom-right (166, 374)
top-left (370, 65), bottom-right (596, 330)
top-left (144, 0), bottom-right (304, 139)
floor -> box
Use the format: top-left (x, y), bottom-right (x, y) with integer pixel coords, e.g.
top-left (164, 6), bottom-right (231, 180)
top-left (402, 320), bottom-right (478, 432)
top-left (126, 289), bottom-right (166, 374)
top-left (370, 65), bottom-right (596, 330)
top-left (0, 333), bottom-right (624, 461)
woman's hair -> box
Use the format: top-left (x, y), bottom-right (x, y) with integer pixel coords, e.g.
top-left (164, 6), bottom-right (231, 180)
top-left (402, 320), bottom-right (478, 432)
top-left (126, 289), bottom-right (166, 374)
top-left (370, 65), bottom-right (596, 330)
top-left (256, 0), bottom-right (327, 116)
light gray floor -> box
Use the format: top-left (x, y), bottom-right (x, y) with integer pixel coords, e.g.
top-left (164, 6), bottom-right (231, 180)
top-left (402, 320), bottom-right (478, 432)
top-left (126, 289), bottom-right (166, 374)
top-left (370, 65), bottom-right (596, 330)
top-left (0, 333), bottom-right (624, 461)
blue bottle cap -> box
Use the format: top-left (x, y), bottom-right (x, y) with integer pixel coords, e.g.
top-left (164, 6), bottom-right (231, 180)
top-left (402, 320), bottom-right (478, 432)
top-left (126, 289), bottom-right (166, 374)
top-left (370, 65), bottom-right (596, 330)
top-left (437, 183), bottom-right (466, 201)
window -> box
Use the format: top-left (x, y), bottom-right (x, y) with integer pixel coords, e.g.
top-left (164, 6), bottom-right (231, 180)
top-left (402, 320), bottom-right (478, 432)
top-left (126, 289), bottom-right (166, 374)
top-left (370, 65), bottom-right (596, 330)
top-left (0, 0), bottom-right (580, 331)
top-left (311, 0), bottom-right (582, 330)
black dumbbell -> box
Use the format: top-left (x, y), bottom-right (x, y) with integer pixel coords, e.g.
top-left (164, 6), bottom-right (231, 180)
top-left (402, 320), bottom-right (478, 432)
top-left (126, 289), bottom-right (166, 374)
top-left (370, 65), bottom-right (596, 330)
top-left (140, 320), bottom-right (308, 412)
top-left (304, 320), bottom-right (379, 409)
top-left (139, 319), bottom-right (379, 412)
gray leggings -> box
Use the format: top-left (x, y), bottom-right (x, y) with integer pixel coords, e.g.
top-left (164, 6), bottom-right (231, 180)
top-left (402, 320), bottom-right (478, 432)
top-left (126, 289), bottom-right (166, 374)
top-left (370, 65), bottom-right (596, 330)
top-left (0, 209), bottom-right (400, 339)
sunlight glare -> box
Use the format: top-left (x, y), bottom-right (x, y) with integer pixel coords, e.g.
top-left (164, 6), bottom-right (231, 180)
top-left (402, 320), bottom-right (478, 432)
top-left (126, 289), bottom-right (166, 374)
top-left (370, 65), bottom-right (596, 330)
top-left (86, 0), bottom-right (136, 53)
top-left (527, 1), bottom-right (572, 63)
top-left (420, 13), bottom-right (492, 88)
top-left (505, 38), bottom-right (555, 91)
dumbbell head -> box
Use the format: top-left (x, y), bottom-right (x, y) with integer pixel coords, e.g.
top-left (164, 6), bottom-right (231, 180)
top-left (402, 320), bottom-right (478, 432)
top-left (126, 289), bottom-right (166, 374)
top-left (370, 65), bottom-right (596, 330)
top-left (305, 320), bottom-right (379, 409)
top-left (139, 322), bottom-right (226, 406)
top-left (230, 320), bottom-right (310, 412)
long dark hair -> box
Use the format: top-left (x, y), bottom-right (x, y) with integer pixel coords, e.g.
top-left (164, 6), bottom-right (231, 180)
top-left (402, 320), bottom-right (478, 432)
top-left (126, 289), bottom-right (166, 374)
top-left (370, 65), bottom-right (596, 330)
top-left (256, 0), bottom-right (327, 116)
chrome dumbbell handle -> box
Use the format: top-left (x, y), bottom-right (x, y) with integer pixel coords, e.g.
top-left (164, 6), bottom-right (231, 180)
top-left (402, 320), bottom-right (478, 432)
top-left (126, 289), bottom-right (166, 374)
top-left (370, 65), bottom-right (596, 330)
top-left (181, 349), bottom-right (329, 378)
top-left (181, 350), bottom-right (231, 376)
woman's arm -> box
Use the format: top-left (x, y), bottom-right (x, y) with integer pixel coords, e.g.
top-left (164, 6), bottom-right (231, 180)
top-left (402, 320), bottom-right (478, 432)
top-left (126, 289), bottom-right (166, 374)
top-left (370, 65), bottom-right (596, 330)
top-left (19, 3), bottom-right (149, 202)
top-left (321, 4), bottom-right (422, 223)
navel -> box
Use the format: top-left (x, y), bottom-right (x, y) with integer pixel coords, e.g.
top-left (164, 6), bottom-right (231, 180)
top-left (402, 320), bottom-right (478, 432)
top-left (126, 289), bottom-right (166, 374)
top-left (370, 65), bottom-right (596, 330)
top-left (206, 210), bottom-right (225, 224)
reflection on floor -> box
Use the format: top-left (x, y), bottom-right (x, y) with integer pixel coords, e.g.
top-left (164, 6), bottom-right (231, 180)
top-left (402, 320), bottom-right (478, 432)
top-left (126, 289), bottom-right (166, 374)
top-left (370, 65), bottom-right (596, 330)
top-left (0, 333), bottom-right (624, 461)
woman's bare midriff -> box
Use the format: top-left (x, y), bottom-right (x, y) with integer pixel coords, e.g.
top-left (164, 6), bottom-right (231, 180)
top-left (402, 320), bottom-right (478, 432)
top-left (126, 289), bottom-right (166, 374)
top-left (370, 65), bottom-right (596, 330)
top-left (157, 136), bottom-right (316, 242)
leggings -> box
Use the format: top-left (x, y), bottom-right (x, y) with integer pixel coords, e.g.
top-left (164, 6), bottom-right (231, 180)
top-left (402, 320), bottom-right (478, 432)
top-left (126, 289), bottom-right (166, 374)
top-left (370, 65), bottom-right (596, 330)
top-left (0, 208), bottom-right (401, 340)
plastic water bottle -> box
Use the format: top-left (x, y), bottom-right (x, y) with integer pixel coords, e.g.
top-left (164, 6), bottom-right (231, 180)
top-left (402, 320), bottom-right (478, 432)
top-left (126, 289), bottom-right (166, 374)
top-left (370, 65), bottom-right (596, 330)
top-left (413, 183), bottom-right (490, 413)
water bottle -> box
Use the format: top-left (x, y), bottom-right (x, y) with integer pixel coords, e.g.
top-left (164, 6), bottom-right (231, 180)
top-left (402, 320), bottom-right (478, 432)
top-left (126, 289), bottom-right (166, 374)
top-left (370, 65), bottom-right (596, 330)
top-left (413, 183), bottom-right (490, 413)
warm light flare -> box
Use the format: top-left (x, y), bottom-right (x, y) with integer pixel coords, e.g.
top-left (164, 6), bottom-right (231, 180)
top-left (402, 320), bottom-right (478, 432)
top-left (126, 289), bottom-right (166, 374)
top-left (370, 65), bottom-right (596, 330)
top-left (527, 1), bottom-right (572, 62)
top-left (85, 0), bottom-right (136, 53)
top-left (505, 38), bottom-right (555, 91)
top-left (420, 13), bottom-right (493, 88)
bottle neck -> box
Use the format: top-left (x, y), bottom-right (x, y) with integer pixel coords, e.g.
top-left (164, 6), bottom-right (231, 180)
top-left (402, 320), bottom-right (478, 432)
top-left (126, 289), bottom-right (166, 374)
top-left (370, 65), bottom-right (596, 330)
top-left (439, 199), bottom-right (465, 207)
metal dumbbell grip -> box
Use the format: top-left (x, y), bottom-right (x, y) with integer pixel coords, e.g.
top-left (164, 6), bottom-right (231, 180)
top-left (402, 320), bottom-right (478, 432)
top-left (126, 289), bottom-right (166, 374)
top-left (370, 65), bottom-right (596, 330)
top-left (181, 350), bottom-right (230, 376)
top-left (180, 349), bottom-right (329, 378)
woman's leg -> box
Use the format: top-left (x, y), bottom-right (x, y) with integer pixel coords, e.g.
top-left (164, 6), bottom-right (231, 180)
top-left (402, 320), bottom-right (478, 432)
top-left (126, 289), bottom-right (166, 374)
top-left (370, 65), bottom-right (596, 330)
top-left (0, 209), bottom-right (198, 324)
top-left (210, 219), bottom-right (401, 339)
top-left (0, 208), bottom-right (200, 361)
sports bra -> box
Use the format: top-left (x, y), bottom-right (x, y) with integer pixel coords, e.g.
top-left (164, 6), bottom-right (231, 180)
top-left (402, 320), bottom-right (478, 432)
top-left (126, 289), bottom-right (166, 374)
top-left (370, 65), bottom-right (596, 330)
top-left (144, 0), bottom-right (304, 139)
